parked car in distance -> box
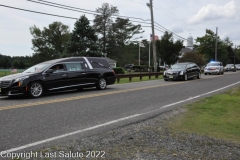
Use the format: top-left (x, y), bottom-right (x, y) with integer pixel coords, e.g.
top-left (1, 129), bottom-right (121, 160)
top-left (236, 64), bottom-right (240, 70)
top-left (204, 61), bottom-right (224, 75)
top-left (163, 62), bottom-right (201, 81)
top-left (159, 65), bottom-right (169, 70)
top-left (0, 57), bottom-right (116, 98)
top-left (124, 64), bottom-right (134, 70)
top-left (224, 64), bottom-right (236, 72)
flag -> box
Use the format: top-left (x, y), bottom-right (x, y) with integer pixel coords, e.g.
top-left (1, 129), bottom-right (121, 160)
top-left (150, 34), bottom-right (159, 41)
top-left (139, 42), bottom-right (145, 47)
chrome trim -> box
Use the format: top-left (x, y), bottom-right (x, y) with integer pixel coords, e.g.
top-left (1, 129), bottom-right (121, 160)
top-left (8, 91), bottom-right (24, 96)
top-left (49, 83), bottom-right (95, 91)
top-left (0, 80), bottom-right (12, 88)
top-left (83, 57), bottom-right (93, 69)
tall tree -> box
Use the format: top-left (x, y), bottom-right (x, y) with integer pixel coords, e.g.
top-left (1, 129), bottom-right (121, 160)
top-left (178, 51), bottom-right (206, 67)
top-left (156, 32), bottom-right (184, 66)
top-left (66, 15), bottom-right (101, 57)
top-left (30, 22), bottom-right (70, 63)
top-left (106, 17), bottom-right (144, 61)
top-left (93, 3), bottom-right (119, 54)
top-left (113, 18), bottom-right (144, 48)
top-left (195, 29), bottom-right (227, 64)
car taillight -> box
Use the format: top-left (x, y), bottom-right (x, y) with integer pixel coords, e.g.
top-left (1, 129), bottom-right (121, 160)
top-left (112, 70), bottom-right (115, 75)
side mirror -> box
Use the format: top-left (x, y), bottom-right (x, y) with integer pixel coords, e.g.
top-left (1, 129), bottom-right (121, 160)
top-left (46, 69), bottom-right (54, 73)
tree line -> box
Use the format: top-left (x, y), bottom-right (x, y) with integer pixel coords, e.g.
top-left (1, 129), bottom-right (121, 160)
top-left (0, 3), bottom-right (239, 69)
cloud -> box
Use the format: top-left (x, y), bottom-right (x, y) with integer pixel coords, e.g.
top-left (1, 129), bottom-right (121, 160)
top-left (170, 25), bottom-right (185, 34)
top-left (188, 1), bottom-right (238, 24)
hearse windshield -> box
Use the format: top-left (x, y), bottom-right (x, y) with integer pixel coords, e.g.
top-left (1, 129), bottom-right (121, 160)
top-left (171, 64), bottom-right (187, 69)
top-left (23, 63), bottom-right (50, 73)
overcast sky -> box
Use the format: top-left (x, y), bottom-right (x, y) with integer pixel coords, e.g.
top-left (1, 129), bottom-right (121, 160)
top-left (0, 0), bottom-right (239, 57)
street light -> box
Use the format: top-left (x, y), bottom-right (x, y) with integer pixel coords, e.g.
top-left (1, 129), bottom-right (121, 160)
top-left (128, 36), bottom-right (143, 66)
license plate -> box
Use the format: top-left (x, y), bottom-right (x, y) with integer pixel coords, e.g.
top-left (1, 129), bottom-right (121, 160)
top-left (169, 75), bottom-right (173, 78)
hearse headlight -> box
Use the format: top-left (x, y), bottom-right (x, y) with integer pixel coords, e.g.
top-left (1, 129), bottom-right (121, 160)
top-left (179, 71), bottom-right (184, 75)
top-left (14, 76), bottom-right (29, 83)
top-left (13, 76), bottom-right (29, 86)
top-left (163, 71), bottom-right (166, 75)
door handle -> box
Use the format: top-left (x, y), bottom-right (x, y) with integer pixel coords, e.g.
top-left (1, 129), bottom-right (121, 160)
top-left (82, 73), bottom-right (86, 75)
top-left (62, 74), bottom-right (67, 77)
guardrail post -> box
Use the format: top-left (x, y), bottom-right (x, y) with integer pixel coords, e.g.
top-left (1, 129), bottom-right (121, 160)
top-left (140, 76), bottom-right (142, 81)
top-left (117, 78), bottom-right (120, 83)
top-left (129, 77), bottom-right (132, 82)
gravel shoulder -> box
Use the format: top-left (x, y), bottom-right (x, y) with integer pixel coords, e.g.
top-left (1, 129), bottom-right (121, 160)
top-left (25, 107), bottom-right (240, 160)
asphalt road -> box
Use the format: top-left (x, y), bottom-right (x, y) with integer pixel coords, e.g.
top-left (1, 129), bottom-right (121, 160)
top-left (0, 72), bottom-right (240, 154)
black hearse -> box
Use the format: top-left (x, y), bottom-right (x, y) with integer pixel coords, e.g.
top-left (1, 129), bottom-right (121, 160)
top-left (0, 57), bottom-right (116, 98)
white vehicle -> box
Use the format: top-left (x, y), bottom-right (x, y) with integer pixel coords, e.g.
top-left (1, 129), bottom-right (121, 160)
top-left (204, 61), bottom-right (224, 75)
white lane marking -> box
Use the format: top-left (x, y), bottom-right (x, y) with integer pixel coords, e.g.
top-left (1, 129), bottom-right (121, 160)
top-left (1, 81), bottom-right (240, 154)
top-left (1, 114), bottom-right (140, 154)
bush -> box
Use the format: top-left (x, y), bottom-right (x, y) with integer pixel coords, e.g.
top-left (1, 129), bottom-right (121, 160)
top-left (113, 67), bottom-right (124, 74)
top-left (132, 65), bottom-right (148, 72)
top-left (149, 66), bottom-right (161, 72)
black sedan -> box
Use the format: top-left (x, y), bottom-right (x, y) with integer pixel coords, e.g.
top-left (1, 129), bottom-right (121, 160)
top-left (224, 64), bottom-right (236, 72)
top-left (163, 62), bottom-right (201, 81)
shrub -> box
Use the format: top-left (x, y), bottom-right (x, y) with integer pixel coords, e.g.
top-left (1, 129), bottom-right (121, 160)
top-left (113, 67), bottom-right (124, 74)
top-left (149, 66), bottom-right (161, 72)
top-left (132, 65), bottom-right (148, 72)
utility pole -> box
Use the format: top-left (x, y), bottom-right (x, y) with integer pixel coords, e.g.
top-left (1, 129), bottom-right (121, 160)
top-left (147, 0), bottom-right (157, 72)
top-left (215, 27), bottom-right (218, 61)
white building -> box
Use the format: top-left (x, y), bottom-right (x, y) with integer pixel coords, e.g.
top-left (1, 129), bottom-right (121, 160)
top-left (179, 34), bottom-right (194, 58)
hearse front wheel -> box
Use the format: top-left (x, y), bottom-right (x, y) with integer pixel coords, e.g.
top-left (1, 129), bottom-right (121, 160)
top-left (28, 81), bottom-right (44, 98)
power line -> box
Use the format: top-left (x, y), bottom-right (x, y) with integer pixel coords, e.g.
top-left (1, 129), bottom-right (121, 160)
top-left (153, 1), bottom-right (205, 34)
top-left (0, 4), bottom-right (78, 20)
top-left (0, 3), bottom-right (152, 26)
top-left (29, 0), bottom-right (187, 40)
top-left (142, 26), bottom-right (187, 41)
top-left (1, 2), bottom-right (191, 42)
top-left (28, 0), bottom-right (192, 40)
top-left (28, 0), bottom-right (151, 21)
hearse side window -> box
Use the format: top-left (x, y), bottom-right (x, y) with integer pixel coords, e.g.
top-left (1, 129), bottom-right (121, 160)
top-left (90, 61), bottom-right (110, 69)
top-left (50, 64), bottom-right (65, 73)
top-left (65, 63), bottom-right (83, 71)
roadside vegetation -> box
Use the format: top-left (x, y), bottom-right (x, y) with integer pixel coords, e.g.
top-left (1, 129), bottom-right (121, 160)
top-left (169, 86), bottom-right (240, 143)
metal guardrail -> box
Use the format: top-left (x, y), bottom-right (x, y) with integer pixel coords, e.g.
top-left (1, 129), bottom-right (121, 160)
top-left (115, 72), bottom-right (163, 83)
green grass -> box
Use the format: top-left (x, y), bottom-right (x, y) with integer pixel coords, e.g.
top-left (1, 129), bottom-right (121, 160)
top-left (169, 87), bottom-right (240, 143)
top-left (0, 70), bottom-right (23, 77)
top-left (116, 75), bottom-right (163, 84)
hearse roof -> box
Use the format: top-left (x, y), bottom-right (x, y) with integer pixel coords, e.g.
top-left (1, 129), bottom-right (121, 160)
top-left (42, 57), bottom-right (106, 64)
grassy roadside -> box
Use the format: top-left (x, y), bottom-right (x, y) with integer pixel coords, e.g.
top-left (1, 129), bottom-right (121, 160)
top-left (169, 86), bottom-right (240, 143)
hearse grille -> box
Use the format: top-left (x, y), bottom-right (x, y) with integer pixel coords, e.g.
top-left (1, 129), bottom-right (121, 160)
top-left (0, 80), bottom-right (12, 88)
top-left (166, 72), bottom-right (178, 76)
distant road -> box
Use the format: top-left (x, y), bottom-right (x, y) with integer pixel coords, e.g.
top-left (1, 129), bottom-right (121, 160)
top-left (1, 72), bottom-right (240, 153)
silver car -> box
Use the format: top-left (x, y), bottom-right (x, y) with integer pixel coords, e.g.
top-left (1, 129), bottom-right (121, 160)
top-left (235, 64), bottom-right (240, 70)
top-left (204, 61), bottom-right (224, 75)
